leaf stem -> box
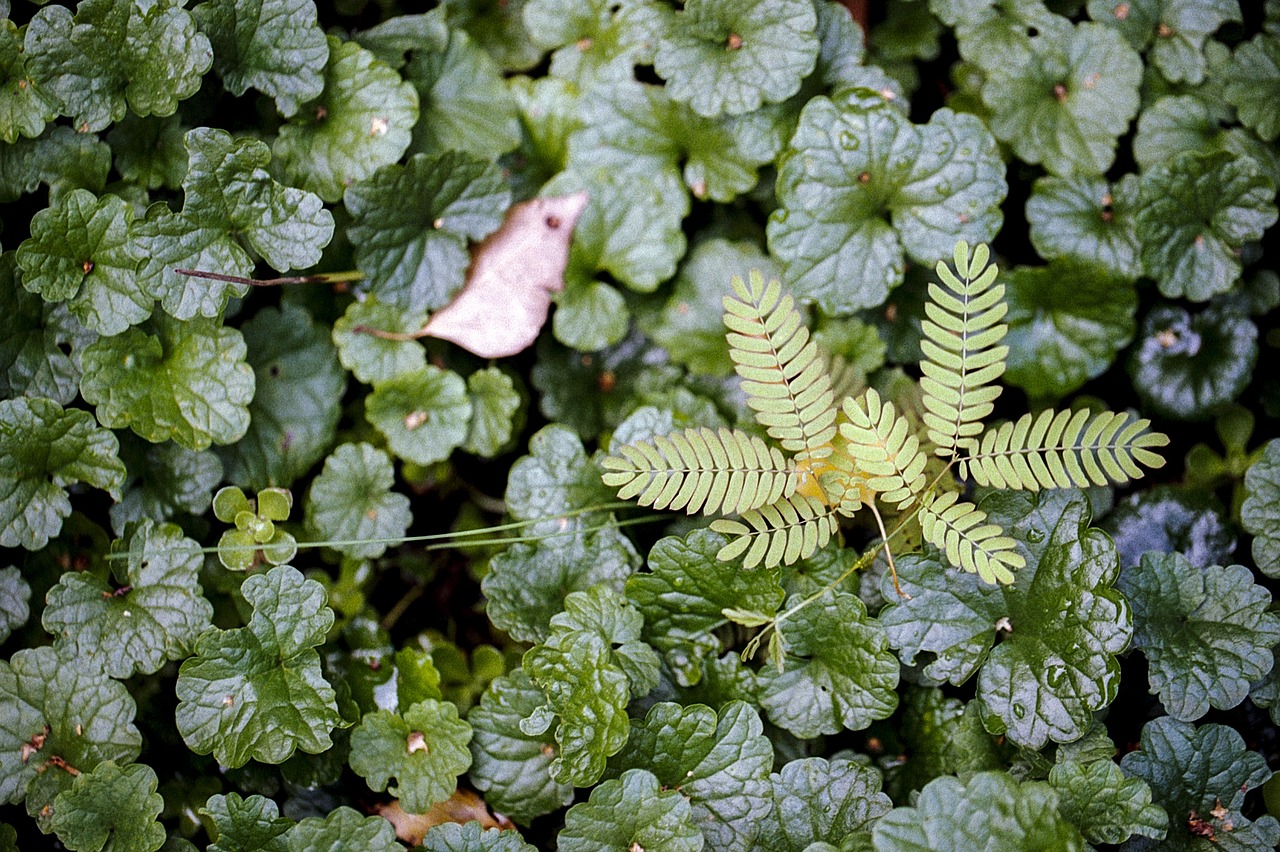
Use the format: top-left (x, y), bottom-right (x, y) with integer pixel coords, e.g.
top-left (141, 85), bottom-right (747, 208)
top-left (173, 268), bottom-right (366, 287)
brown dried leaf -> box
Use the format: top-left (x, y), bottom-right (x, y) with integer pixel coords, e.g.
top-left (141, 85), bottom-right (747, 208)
top-left (421, 192), bottom-right (589, 358)
top-left (375, 788), bottom-right (515, 846)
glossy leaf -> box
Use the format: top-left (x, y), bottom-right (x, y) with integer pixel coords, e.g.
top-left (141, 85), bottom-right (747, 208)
top-left (1242, 439), bottom-right (1280, 577)
top-left (558, 769), bottom-right (702, 852)
top-left (365, 366), bottom-right (472, 466)
top-left (758, 756), bottom-right (891, 851)
top-left (50, 761), bottom-right (164, 852)
top-left (349, 700), bottom-right (472, 812)
top-left (1025, 173), bottom-right (1141, 280)
top-left (305, 443), bottom-right (411, 560)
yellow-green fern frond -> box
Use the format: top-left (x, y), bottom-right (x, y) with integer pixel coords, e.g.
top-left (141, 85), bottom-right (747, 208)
top-left (962, 409), bottom-right (1169, 490)
top-left (920, 242), bottom-right (1008, 458)
top-left (723, 270), bottom-right (837, 462)
top-left (919, 491), bottom-right (1024, 585)
top-left (839, 388), bottom-right (929, 512)
top-left (601, 427), bottom-right (797, 516)
top-left (710, 494), bottom-right (838, 569)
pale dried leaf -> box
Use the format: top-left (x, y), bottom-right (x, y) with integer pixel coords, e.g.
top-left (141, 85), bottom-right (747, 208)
top-left (374, 789), bottom-right (513, 845)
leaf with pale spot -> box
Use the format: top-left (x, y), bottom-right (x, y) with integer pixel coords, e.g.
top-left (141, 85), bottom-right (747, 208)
top-left (349, 700), bottom-right (472, 813)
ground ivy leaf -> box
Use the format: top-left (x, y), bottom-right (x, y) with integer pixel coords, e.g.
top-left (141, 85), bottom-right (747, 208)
top-left (982, 21), bottom-right (1141, 175)
top-left (883, 688), bottom-right (1007, 800)
top-left (0, 646), bottom-right (142, 808)
top-left (106, 113), bottom-right (187, 190)
top-left (1002, 260), bottom-right (1137, 399)
top-left (344, 152), bottom-right (510, 314)
top-left (464, 367), bottom-right (521, 457)
top-left (0, 396), bottom-right (124, 551)
top-left (626, 529), bottom-right (785, 688)
top-left (16, 189), bottom-right (149, 335)
top-left (0, 253), bottom-right (87, 405)
top-left (274, 36), bottom-right (418, 204)
top-left (1121, 716), bottom-right (1280, 850)
top-left (442, 0), bottom-right (543, 73)
top-left (130, 205), bottom-right (252, 322)
top-left (504, 423), bottom-right (616, 537)
top-left (192, 0), bottom-right (328, 118)
top-left (0, 566), bottom-right (30, 644)
top-left (24, 0), bottom-right (212, 132)
top-left (50, 761), bottom-right (163, 852)
top-left (871, 771), bottom-right (1087, 850)
top-left (505, 73), bottom-right (581, 199)
top-left (559, 768), bottom-right (703, 852)
top-left (175, 565), bottom-right (344, 768)
top-left (43, 521), bottom-right (213, 678)
top-left (219, 304), bottom-right (344, 491)
top-left (1049, 758), bottom-right (1168, 846)
top-left (1117, 552), bottom-right (1280, 722)
top-left (0, 125), bottom-right (110, 203)
top-left (200, 793), bottom-right (291, 852)
top-left (332, 296), bottom-right (427, 386)
top-left (79, 315), bottom-right (255, 450)
top-left (759, 590), bottom-right (899, 738)
top-left (767, 87), bottom-right (1005, 314)
top-left (468, 670), bottom-right (574, 824)
top-left (306, 443), bottom-right (410, 560)
top-left (1136, 150), bottom-right (1278, 301)
top-left (1223, 33), bottom-right (1280, 142)
top-left (1088, 0), bottom-right (1240, 85)
top-left (0, 18), bottom-right (57, 142)
top-left (283, 807), bottom-right (398, 852)
top-left (1025, 173), bottom-right (1142, 279)
top-left (365, 365), bottom-right (472, 466)
top-left (653, 0), bottom-right (819, 118)
top-left (609, 700), bottom-right (773, 851)
top-left (758, 756), bottom-right (891, 851)
top-left (109, 436), bottom-right (222, 533)
top-left (349, 700), bottom-right (472, 812)
top-left (523, 0), bottom-right (658, 86)
top-left (1242, 438), bottom-right (1280, 577)
top-left (419, 821), bottom-right (538, 851)
top-left (553, 279), bottom-right (628, 352)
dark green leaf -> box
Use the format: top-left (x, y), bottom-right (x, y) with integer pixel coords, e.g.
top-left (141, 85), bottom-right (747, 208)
top-left (1222, 33), bottom-right (1280, 142)
top-left (419, 821), bottom-right (538, 851)
top-left (1025, 173), bottom-right (1141, 279)
top-left (283, 807), bottom-right (398, 852)
top-left (0, 126), bottom-right (110, 203)
top-left (0, 566), bottom-right (30, 644)
top-left (109, 437), bottom-right (222, 533)
top-left (106, 113), bottom-right (187, 190)
top-left (365, 365), bottom-right (472, 466)
top-left (558, 768), bottom-right (703, 852)
top-left (305, 443), bottom-right (410, 560)
top-left (0, 252), bottom-right (87, 405)
top-left (349, 700), bottom-right (472, 812)
top-left (200, 793), bottom-right (291, 852)
top-left (504, 423), bottom-right (615, 537)
top-left (50, 761), bottom-right (164, 852)
top-left (882, 688), bottom-right (1006, 800)
top-left (331, 296), bottom-right (427, 386)
top-left (1243, 439), bottom-right (1280, 577)
top-left (1049, 758), bottom-right (1168, 845)
top-left (758, 756), bottom-right (891, 851)
top-left (0, 18), bottom-right (57, 142)
top-left (442, 0), bottom-right (543, 73)
top-left (464, 367), bottom-right (522, 457)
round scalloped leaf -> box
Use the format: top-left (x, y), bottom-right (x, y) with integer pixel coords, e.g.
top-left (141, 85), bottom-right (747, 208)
top-left (129, 206), bottom-right (253, 322)
top-left (106, 113), bottom-right (187, 190)
top-left (1087, 0), bottom-right (1241, 85)
top-left (365, 365), bottom-right (472, 466)
top-left (1102, 485), bottom-right (1236, 571)
top-left (349, 700), bottom-right (472, 813)
top-left (273, 37), bottom-right (418, 204)
top-left (1223, 33), bottom-right (1280, 142)
top-left (420, 822), bottom-right (537, 851)
top-left (463, 367), bottom-right (522, 457)
top-left (345, 152), bottom-right (510, 314)
top-left (332, 296), bottom-right (428, 386)
top-left (50, 761), bottom-right (164, 852)
top-left (0, 19), bottom-right (57, 143)
top-left (43, 521), bottom-right (213, 679)
top-left (0, 567), bottom-right (30, 644)
top-left (523, 0), bottom-right (660, 86)
top-left (559, 769), bottom-right (702, 852)
top-left (1117, 552), bottom-right (1280, 722)
top-left (653, 0), bottom-right (818, 118)
top-left (1130, 94), bottom-right (1279, 185)
top-left (109, 437), bottom-right (223, 534)
top-left (1002, 260), bottom-right (1137, 399)
top-left (284, 807), bottom-right (398, 852)
top-left (306, 443), bottom-right (411, 560)
top-left (1128, 302), bottom-right (1257, 421)
top-left (1025, 174), bottom-right (1141, 279)
top-left (175, 565), bottom-right (343, 768)
top-left (504, 423), bottom-right (615, 536)
top-left (767, 88), bottom-right (1005, 315)
top-left (192, 0), bottom-right (328, 117)
top-left (0, 255), bottom-right (88, 406)
top-left (553, 279), bottom-right (628, 352)
top-left (199, 793), bottom-right (292, 852)
top-left (758, 756), bottom-right (892, 851)
top-left (1049, 757), bottom-right (1168, 846)
top-left (79, 315), bottom-right (255, 450)
top-left (442, 0), bottom-right (544, 73)
top-left (0, 126), bottom-right (110, 204)
top-left (1136, 150), bottom-right (1278, 301)
top-left (0, 396), bottom-right (124, 551)
top-left (1242, 439), bottom-right (1280, 577)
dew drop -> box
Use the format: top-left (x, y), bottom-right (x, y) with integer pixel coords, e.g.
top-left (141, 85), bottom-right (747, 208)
top-left (1026, 528), bottom-right (1045, 543)
top-left (1045, 664), bottom-right (1066, 688)
top-left (839, 131), bottom-right (860, 151)
top-left (1012, 703), bottom-right (1026, 719)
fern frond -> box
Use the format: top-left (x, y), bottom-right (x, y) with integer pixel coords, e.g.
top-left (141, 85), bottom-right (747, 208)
top-left (601, 427), bottom-right (797, 517)
top-left (838, 388), bottom-right (929, 512)
top-left (920, 241), bottom-right (1008, 458)
top-left (918, 491), bottom-right (1024, 585)
top-left (723, 270), bottom-right (837, 462)
top-left (710, 494), bottom-right (838, 569)
top-left (961, 409), bottom-right (1169, 490)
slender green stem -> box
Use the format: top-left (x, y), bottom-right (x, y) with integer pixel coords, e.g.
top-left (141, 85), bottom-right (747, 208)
top-left (173, 268), bottom-right (366, 287)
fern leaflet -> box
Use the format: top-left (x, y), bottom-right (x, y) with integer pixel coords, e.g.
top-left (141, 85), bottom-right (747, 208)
top-left (601, 427), bottom-right (797, 516)
top-left (723, 270), bottom-right (837, 462)
top-left (919, 491), bottom-right (1024, 585)
top-left (920, 241), bottom-right (1008, 458)
top-left (710, 494), bottom-right (838, 569)
top-left (962, 409), bottom-right (1169, 490)
top-left (838, 388), bottom-right (929, 511)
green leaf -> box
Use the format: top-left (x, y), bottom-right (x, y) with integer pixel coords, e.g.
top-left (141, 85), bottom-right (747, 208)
top-left (523, 0), bottom-right (659, 85)
top-left (1103, 484), bottom-right (1236, 571)
top-left (1025, 173), bottom-right (1142, 279)
top-left (0, 396), bottom-right (124, 550)
top-left (16, 189), bottom-right (149, 335)
top-left (344, 152), bottom-right (510, 314)
top-left (1222, 33), bottom-right (1280, 142)
top-left (1136, 150), bottom-right (1278, 301)
top-left (468, 670), bottom-right (574, 824)
top-left (175, 565), bottom-right (344, 768)
top-left (758, 756), bottom-right (892, 851)
top-left (106, 113), bottom-right (187, 190)
top-left (0, 125), bottom-right (110, 203)
top-left (442, 0), bottom-right (543, 73)
top-left (464, 367), bottom-right (522, 457)
top-left (767, 88), bottom-right (1006, 314)
top-left (882, 688), bottom-right (1006, 800)
top-left (0, 18), bottom-right (57, 142)
top-left (1087, 0), bottom-right (1240, 85)
top-left (273, 36), bottom-right (418, 204)
top-left (50, 761), bottom-right (163, 852)
top-left (0, 252), bottom-right (89, 405)
top-left (200, 793), bottom-right (291, 852)
top-left (109, 437), bottom-right (223, 533)
top-left (351, 12), bottom-right (447, 69)
top-left (43, 521), bottom-right (213, 678)
top-left (192, 0), bottom-right (328, 117)
top-left (1121, 716), bottom-right (1280, 850)
top-left (219, 304), bottom-right (344, 490)
top-left (653, 0), bottom-right (819, 117)
top-left (559, 768), bottom-right (703, 852)
top-left (305, 443), bottom-right (410, 560)
top-left (504, 423), bottom-right (615, 537)
top-left (505, 73), bottom-right (581, 199)
top-left (608, 700), bottom-right (773, 851)
top-left (1117, 552), bottom-right (1280, 721)
top-left (1049, 758), bottom-right (1168, 846)
top-left (0, 566), bottom-right (30, 644)
top-left (626, 529), bottom-right (785, 687)
top-left (24, 0), bottom-right (212, 132)
top-left (1131, 93), bottom-right (1280, 188)
top-left (1001, 260), bottom-right (1137, 399)
top-left (365, 365), bottom-right (472, 466)
top-left (0, 646), bottom-right (142, 810)
top-left (871, 771), bottom-right (1088, 850)
top-left (759, 590), bottom-right (899, 738)
top-left (331, 296), bottom-right (427, 386)
top-left (1242, 439), bottom-right (1280, 577)
top-left (349, 700), bottom-right (472, 812)
top-left (79, 314), bottom-right (255, 450)
top-left (419, 822), bottom-right (538, 852)
top-left (283, 807), bottom-right (398, 852)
